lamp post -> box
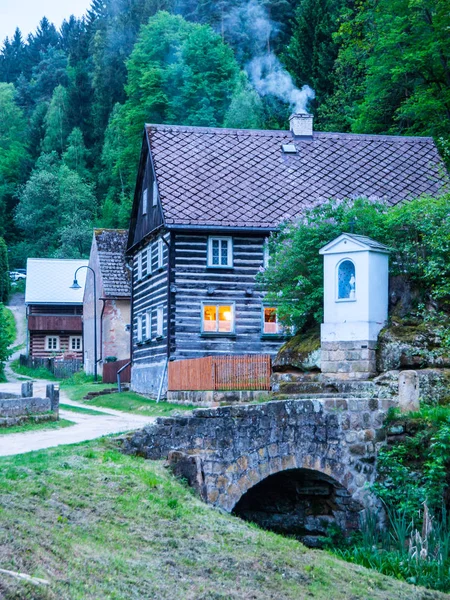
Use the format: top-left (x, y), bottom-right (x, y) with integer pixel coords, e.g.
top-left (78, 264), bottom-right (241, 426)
top-left (70, 266), bottom-right (97, 382)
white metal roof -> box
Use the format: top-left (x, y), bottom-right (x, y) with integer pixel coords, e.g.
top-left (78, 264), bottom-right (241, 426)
top-left (25, 258), bottom-right (89, 305)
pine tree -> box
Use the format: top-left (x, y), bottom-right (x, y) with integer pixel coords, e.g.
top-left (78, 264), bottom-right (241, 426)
top-left (42, 85), bottom-right (71, 154)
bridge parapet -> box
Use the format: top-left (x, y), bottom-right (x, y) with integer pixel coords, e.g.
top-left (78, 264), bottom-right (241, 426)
top-left (124, 396), bottom-right (393, 517)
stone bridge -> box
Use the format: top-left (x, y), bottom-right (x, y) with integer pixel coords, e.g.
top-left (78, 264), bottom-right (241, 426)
top-left (124, 395), bottom-right (393, 544)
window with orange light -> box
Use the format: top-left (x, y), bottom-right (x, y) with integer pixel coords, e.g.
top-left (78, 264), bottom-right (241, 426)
top-left (202, 304), bottom-right (234, 333)
top-left (263, 307), bottom-right (282, 335)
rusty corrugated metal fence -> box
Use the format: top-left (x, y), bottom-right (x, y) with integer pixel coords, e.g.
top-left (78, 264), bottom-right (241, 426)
top-left (168, 355), bottom-right (271, 391)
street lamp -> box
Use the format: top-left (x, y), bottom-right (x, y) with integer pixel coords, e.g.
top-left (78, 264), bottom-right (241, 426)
top-left (70, 265), bottom-right (98, 382)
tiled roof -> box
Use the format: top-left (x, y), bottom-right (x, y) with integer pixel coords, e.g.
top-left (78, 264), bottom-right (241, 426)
top-left (94, 229), bottom-right (131, 298)
top-left (26, 259), bottom-right (88, 304)
top-left (146, 124), bottom-right (448, 228)
top-left (341, 233), bottom-right (389, 250)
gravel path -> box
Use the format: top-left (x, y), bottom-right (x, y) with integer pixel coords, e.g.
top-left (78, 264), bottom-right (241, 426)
top-left (0, 380), bottom-right (155, 457)
top-left (5, 292), bottom-right (28, 383)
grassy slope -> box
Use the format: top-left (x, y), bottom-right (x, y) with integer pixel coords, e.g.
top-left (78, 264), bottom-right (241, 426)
top-left (62, 383), bottom-right (195, 416)
top-left (0, 440), bottom-right (445, 600)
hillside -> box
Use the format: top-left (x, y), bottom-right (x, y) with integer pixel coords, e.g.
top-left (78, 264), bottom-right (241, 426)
top-left (0, 438), bottom-right (446, 600)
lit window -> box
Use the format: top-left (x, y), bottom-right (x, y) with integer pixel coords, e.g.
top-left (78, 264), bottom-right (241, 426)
top-left (142, 188), bottom-right (148, 214)
top-left (156, 305), bottom-right (164, 337)
top-left (70, 336), bottom-right (82, 351)
top-left (137, 315), bottom-right (143, 343)
top-left (145, 311), bottom-right (151, 340)
top-left (338, 260), bottom-right (356, 300)
top-left (202, 304), bottom-right (234, 333)
top-left (137, 252), bottom-right (143, 280)
top-left (46, 336), bottom-right (60, 351)
top-left (157, 238), bottom-right (164, 269)
top-left (207, 237), bottom-right (233, 267)
top-left (262, 307), bottom-right (282, 335)
top-left (152, 180), bottom-right (158, 207)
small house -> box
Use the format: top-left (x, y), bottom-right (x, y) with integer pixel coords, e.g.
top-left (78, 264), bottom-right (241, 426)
top-left (25, 258), bottom-right (88, 358)
top-left (83, 229), bottom-right (131, 377)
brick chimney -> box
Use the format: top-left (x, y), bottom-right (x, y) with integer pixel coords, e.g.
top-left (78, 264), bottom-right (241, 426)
top-left (289, 113), bottom-right (313, 137)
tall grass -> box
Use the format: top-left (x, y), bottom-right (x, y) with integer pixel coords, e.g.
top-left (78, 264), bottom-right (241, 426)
top-left (334, 504), bottom-right (450, 592)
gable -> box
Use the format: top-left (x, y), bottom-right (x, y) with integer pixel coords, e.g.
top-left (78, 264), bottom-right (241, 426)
top-left (319, 234), bottom-right (389, 255)
top-left (127, 134), bottom-right (164, 252)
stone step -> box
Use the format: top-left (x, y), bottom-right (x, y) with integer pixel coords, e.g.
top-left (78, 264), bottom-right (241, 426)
top-left (273, 393), bottom-right (364, 400)
top-left (271, 377), bottom-right (376, 397)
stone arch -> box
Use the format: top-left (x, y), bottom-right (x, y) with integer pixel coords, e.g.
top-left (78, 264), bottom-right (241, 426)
top-left (229, 465), bottom-right (363, 547)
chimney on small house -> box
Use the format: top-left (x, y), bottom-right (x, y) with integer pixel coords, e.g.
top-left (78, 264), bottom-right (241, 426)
top-left (289, 113), bottom-right (314, 138)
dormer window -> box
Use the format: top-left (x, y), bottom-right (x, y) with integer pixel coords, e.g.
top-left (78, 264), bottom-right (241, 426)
top-left (142, 188), bottom-right (148, 215)
top-left (207, 237), bottom-right (233, 268)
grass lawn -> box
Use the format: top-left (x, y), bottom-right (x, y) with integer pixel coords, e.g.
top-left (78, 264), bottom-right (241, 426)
top-left (0, 440), bottom-right (443, 600)
top-left (62, 383), bottom-right (195, 416)
top-left (0, 418), bottom-right (74, 435)
top-left (9, 359), bottom-right (57, 381)
top-left (59, 404), bottom-right (106, 416)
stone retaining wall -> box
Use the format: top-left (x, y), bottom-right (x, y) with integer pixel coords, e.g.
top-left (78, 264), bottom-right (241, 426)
top-left (166, 390), bottom-right (270, 407)
top-left (0, 383), bottom-right (59, 427)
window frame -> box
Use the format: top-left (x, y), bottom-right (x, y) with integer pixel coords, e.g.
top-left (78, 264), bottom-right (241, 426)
top-left (137, 314), bottom-right (143, 343)
top-left (207, 236), bottom-right (233, 268)
top-left (146, 245), bottom-right (152, 277)
top-left (157, 238), bottom-right (164, 270)
top-left (69, 335), bottom-right (83, 352)
top-left (261, 306), bottom-right (283, 337)
top-left (145, 311), bottom-right (151, 341)
top-left (156, 305), bottom-right (164, 338)
top-left (336, 258), bottom-right (356, 302)
top-left (142, 187), bottom-right (148, 215)
top-left (201, 302), bottom-right (236, 335)
top-left (45, 335), bottom-right (60, 351)
top-left (137, 251), bottom-right (143, 281)
top-left (152, 180), bottom-right (158, 207)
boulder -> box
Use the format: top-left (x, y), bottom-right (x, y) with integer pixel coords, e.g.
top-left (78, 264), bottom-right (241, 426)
top-left (273, 329), bottom-right (321, 372)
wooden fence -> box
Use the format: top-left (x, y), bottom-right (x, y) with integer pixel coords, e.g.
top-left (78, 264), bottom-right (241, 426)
top-left (102, 358), bottom-right (131, 384)
top-left (168, 355), bottom-right (272, 391)
top-left (19, 355), bottom-right (82, 379)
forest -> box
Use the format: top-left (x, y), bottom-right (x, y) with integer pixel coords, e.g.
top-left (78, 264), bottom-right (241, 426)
top-left (0, 0), bottom-right (449, 267)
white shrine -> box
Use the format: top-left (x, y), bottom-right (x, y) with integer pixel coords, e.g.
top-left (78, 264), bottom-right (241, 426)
top-left (319, 233), bottom-right (389, 379)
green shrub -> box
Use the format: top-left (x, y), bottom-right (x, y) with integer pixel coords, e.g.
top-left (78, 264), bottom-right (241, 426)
top-left (260, 194), bottom-right (450, 330)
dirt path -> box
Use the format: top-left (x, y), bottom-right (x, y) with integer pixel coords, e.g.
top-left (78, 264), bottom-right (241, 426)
top-left (5, 292), bottom-right (28, 383)
top-left (0, 380), bottom-right (155, 457)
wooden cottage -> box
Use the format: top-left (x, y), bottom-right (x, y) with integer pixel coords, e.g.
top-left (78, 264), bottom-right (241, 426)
top-left (126, 114), bottom-right (448, 396)
top-left (25, 258), bottom-right (88, 358)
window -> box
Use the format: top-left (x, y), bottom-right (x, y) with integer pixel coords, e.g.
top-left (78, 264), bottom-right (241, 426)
top-left (137, 252), bottom-right (143, 280)
top-left (207, 237), bottom-right (233, 267)
top-left (337, 260), bottom-right (356, 300)
top-left (142, 188), bottom-right (148, 214)
top-left (263, 238), bottom-right (270, 268)
top-left (146, 245), bottom-right (152, 276)
top-left (70, 336), bottom-right (82, 351)
top-left (202, 303), bottom-right (235, 333)
top-left (262, 307), bottom-right (282, 335)
top-left (137, 315), bottom-right (143, 343)
top-left (156, 305), bottom-right (164, 337)
top-left (145, 311), bottom-right (151, 340)
top-left (152, 180), bottom-right (158, 207)
top-left (45, 336), bottom-right (60, 351)
top-left (157, 238), bottom-right (164, 269)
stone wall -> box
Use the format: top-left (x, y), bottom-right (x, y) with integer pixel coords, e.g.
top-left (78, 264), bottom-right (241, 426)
top-left (0, 383), bottom-right (59, 427)
top-left (124, 396), bottom-right (393, 516)
top-left (321, 341), bottom-right (377, 380)
top-left (166, 390), bottom-right (270, 407)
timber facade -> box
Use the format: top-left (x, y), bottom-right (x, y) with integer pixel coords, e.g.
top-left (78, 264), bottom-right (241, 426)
top-left (127, 117), bottom-right (448, 396)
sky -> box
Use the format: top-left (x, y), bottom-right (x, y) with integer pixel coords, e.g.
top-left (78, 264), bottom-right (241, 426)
top-left (0, 0), bottom-right (92, 44)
